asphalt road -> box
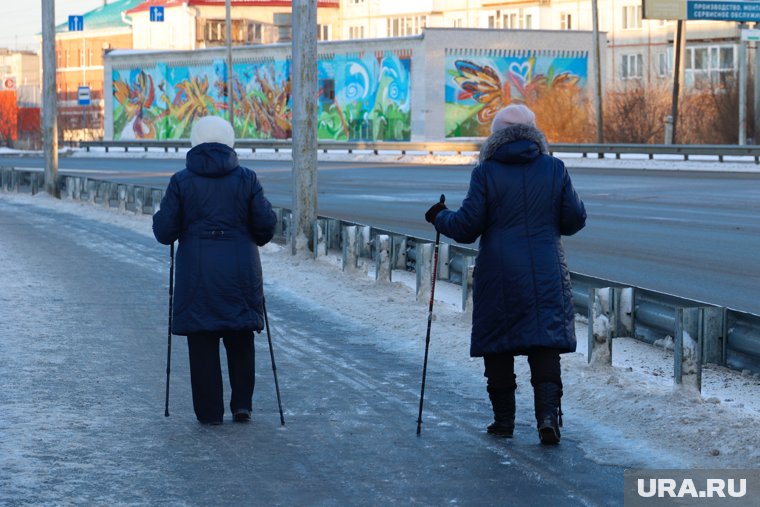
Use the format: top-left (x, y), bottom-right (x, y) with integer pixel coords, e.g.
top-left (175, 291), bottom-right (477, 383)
top-left (2, 154), bottom-right (759, 314)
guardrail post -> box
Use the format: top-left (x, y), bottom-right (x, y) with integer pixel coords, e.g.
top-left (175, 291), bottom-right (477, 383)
top-left (674, 307), bottom-right (701, 390)
top-left (134, 186), bottom-right (143, 215)
top-left (117, 184), bottom-right (127, 213)
top-left (312, 219), bottom-right (327, 259)
top-left (391, 235), bottom-right (407, 270)
top-left (342, 225), bottom-right (358, 271)
top-left (85, 179), bottom-right (94, 204)
top-left (416, 242), bottom-right (433, 303)
top-left (462, 258), bottom-right (474, 312)
top-left (588, 288), bottom-right (612, 365)
top-left (357, 225), bottom-right (371, 259)
top-left (701, 307), bottom-right (725, 366)
top-left (326, 219), bottom-right (342, 251)
top-left (588, 287), bottom-right (634, 366)
top-left (272, 207), bottom-right (283, 239)
top-left (73, 177), bottom-right (82, 200)
top-left (674, 306), bottom-right (725, 391)
top-left (438, 243), bottom-right (450, 281)
top-left (374, 234), bottom-right (391, 283)
top-left (282, 210), bottom-right (292, 244)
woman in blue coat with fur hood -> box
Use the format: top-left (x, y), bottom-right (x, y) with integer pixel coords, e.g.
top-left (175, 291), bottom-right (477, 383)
top-left (425, 105), bottom-right (586, 444)
top-left (153, 116), bottom-right (277, 425)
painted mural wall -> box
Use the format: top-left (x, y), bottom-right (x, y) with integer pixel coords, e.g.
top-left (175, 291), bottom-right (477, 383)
top-left (112, 51), bottom-right (411, 141)
top-left (445, 50), bottom-right (590, 140)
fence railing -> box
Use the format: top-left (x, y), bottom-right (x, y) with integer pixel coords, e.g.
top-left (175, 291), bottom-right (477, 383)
top-left (3, 166), bottom-right (759, 392)
top-left (76, 140), bottom-right (760, 163)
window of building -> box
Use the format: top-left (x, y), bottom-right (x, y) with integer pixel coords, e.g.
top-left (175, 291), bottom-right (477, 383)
top-left (65, 50), bottom-right (70, 68)
top-left (247, 22), bottom-right (264, 43)
top-left (317, 24), bottom-right (331, 41)
top-left (500, 9), bottom-right (532, 29)
top-left (621, 53), bottom-right (643, 79)
top-left (348, 25), bottom-right (365, 39)
top-left (560, 12), bottom-right (573, 30)
top-left (684, 44), bottom-right (736, 88)
top-left (488, 10), bottom-right (501, 28)
top-left (451, 17), bottom-right (464, 28)
top-left (622, 4), bottom-right (642, 30)
top-left (387, 15), bottom-right (427, 36)
top-left (657, 52), bottom-right (669, 77)
top-left (88, 49), bottom-right (93, 67)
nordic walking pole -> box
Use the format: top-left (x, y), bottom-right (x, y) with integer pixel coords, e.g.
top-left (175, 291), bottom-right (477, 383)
top-left (164, 242), bottom-right (175, 417)
top-left (417, 194), bottom-right (445, 435)
top-left (263, 296), bottom-right (285, 425)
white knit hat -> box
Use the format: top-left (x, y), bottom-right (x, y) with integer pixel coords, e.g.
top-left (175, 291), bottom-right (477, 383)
top-left (490, 104), bottom-right (536, 133)
top-left (190, 116), bottom-right (235, 148)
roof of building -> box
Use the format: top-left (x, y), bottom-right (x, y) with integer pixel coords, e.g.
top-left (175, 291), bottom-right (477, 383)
top-left (56, 0), bottom-right (145, 33)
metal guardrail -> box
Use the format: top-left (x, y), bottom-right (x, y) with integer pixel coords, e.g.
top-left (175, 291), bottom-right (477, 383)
top-left (2, 167), bottom-right (759, 389)
top-left (76, 139), bottom-right (760, 163)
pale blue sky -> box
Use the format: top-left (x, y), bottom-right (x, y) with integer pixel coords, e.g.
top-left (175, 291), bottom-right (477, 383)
top-left (0, 0), bottom-right (107, 52)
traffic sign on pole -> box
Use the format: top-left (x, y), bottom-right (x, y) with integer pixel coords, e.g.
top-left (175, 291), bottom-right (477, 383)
top-left (150, 6), bottom-right (165, 22)
top-left (78, 86), bottom-right (91, 106)
top-left (68, 15), bottom-right (84, 31)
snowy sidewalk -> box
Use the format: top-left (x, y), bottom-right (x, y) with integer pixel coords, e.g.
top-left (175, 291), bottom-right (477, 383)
top-left (2, 193), bottom-right (760, 506)
top-left (0, 195), bottom-right (620, 506)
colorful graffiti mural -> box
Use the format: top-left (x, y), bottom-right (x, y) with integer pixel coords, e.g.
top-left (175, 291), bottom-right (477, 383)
top-left (444, 51), bottom-right (588, 139)
top-left (112, 51), bottom-right (411, 142)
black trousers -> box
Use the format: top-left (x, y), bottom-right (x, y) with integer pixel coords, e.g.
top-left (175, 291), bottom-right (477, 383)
top-left (483, 347), bottom-right (562, 391)
top-left (187, 331), bottom-right (255, 423)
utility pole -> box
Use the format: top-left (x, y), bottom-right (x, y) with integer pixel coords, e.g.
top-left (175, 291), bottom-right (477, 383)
top-left (41, 0), bottom-right (58, 197)
top-left (291, 0), bottom-right (318, 255)
top-left (226, 0), bottom-right (234, 128)
top-left (670, 20), bottom-right (686, 144)
top-left (738, 23), bottom-right (747, 145)
top-left (591, 0), bottom-right (604, 143)
top-left (755, 23), bottom-right (760, 144)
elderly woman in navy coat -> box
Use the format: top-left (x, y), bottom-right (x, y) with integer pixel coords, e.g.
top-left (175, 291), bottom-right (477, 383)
top-left (425, 104), bottom-right (586, 444)
top-left (153, 116), bottom-right (277, 425)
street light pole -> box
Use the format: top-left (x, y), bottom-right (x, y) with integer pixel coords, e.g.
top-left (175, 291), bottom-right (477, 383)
top-left (41, 0), bottom-right (58, 197)
top-left (591, 0), bottom-right (604, 143)
top-left (226, 0), bottom-right (234, 128)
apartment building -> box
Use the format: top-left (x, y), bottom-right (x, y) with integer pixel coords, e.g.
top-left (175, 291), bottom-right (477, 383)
top-left (339, 0), bottom-right (746, 91)
top-left (50, 0), bottom-right (142, 139)
top-left (126, 0), bottom-right (340, 50)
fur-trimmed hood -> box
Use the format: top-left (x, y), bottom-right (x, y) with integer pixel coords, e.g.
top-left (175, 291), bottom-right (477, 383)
top-left (479, 124), bottom-right (549, 164)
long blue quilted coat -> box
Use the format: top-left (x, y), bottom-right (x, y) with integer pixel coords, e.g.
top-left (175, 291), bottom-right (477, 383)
top-left (153, 142), bottom-right (277, 335)
top-left (435, 125), bottom-right (586, 357)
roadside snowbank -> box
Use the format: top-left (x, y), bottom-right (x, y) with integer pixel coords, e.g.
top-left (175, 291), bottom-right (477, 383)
top-left (2, 191), bottom-right (759, 469)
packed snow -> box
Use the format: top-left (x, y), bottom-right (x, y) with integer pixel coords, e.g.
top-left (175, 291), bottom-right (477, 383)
top-left (2, 189), bottom-right (760, 471)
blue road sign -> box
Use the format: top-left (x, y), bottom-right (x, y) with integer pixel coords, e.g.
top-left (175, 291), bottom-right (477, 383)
top-left (78, 86), bottom-right (91, 106)
top-left (68, 15), bottom-right (84, 32)
top-left (688, 0), bottom-right (760, 21)
top-left (150, 6), bottom-right (165, 22)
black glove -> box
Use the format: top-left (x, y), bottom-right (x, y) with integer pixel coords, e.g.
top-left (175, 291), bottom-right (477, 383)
top-left (425, 202), bottom-right (447, 224)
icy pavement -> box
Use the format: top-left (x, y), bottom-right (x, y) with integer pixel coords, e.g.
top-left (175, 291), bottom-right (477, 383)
top-left (1, 192), bottom-right (760, 505)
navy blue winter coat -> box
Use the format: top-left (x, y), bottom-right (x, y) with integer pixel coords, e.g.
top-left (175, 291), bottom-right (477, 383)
top-left (153, 143), bottom-right (277, 336)
top-left (435, 125), bottom-right (586, 357)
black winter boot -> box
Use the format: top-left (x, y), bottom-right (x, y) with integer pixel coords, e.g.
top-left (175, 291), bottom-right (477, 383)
top-left (533, 382), bottom-right (562, 445)
top-left (486, 386), bottom-right (516, 438)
